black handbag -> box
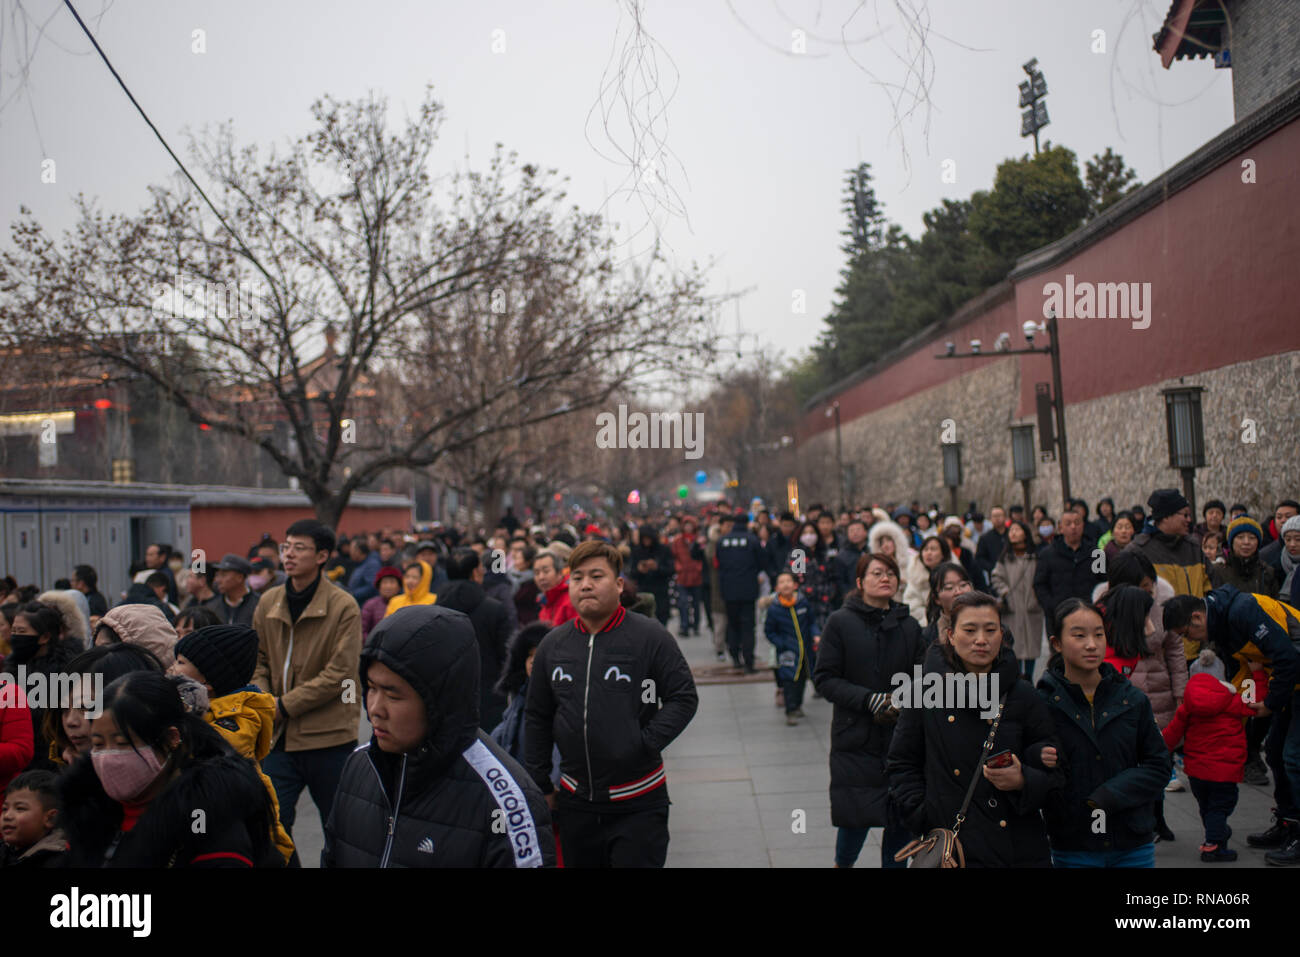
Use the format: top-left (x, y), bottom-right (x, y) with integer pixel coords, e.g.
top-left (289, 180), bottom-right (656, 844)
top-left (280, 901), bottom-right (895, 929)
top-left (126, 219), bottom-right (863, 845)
top-left (893, 696), bottom-right (1007, 868)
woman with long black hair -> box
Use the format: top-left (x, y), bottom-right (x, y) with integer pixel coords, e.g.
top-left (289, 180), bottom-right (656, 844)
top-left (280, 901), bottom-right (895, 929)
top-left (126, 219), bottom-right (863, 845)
top-left (60, 670), bottom-right (281, 867)
top-left (5, 602), bottom-right (82, 773)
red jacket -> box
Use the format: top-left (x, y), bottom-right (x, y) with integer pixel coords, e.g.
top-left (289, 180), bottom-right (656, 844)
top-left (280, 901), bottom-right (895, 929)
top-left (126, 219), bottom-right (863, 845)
top-left (669, 534), bottom-right (704, 588)
top-left (1162, 673), bottom-right (1254, 782)
top-left (539, 574), bottom-right (578, 628)
top-left (0, 680), bottom-right (35, 789)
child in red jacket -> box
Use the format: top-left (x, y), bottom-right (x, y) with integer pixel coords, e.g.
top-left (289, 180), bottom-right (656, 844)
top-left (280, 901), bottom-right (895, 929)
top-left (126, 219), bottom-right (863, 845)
top-left (1162, 649), bottom-right (1255, 862)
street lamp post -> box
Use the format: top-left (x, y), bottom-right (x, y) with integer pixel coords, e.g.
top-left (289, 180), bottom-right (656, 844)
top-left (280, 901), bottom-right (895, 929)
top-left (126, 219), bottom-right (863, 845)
top-left (1162, 386), bottom-right (1207, 516)
top-left (934, 308), bottom-right (1071, 504)
top-left (1011, 424), bottom-right (1036, 516)
top-left (825, 401), bottom-right (845, 512)
top-left (942, 442), bottom-right (963, 517)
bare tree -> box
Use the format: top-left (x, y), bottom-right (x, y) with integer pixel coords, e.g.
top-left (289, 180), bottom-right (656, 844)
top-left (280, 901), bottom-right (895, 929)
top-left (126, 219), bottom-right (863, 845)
top-left (0, 88), bottom-right (721, 526)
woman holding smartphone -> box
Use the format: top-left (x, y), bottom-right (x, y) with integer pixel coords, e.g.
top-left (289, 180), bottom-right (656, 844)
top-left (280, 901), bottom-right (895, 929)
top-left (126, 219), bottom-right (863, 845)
top-left (1037, 598), bottom-right (1171, 868)
top-left (887, 591), bottom-right (1058, 867)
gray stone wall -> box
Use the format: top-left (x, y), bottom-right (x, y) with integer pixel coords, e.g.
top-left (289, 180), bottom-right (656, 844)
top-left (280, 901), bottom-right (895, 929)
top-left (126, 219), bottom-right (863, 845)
top-left (1230, 0), bottom-right (1300, 119)
top-left (798, 349), bottom-right (1300, 519)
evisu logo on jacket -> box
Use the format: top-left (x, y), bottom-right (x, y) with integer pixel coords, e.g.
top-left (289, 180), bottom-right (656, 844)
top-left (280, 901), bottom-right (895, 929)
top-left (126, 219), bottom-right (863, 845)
top-left (551, 666), bottom-right (573, 683)
top-left (604, 665), bottom-right (631, 683)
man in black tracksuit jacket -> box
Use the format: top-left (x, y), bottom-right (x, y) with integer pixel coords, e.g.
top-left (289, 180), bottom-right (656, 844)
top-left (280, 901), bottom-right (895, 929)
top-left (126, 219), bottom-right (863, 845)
top-left (322, 604), bottom-right (554, 867)
top-left (524, 541), bottom-right (698, 867)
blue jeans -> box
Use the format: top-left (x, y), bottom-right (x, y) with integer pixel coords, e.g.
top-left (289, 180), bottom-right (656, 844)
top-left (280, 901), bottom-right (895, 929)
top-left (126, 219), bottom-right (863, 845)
top-left (1051, 844), bottom-right (1155, 868)
top-left (263, 739), bottom-right (356, 837)
top-left (835, 823), bottom-right (911, 868)
top-left (1265, 688), bottom-right (1300, 819)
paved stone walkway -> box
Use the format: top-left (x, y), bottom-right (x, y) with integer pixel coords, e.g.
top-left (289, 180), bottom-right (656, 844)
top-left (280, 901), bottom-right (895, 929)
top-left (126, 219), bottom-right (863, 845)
top-left (287, 620), bottom-right (1281, 868)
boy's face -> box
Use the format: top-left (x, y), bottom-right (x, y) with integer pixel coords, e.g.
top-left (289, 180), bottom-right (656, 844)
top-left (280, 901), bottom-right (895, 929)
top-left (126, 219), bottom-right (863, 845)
top-left (365, 660), bottom-right (429, 754)
top-left (1, 788), bottom-right (56, 849)
top-left (776, 574), bottom-right (797, 597)
top-left (168, 655), bottom-right (213, 693)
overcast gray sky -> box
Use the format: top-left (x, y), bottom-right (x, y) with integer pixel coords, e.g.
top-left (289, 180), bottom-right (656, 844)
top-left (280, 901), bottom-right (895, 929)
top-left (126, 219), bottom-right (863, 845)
top-left (0, 0), bottom-right (1233, 366)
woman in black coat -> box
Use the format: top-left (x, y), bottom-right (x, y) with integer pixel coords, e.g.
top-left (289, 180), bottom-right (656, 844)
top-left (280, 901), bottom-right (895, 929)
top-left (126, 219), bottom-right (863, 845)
top-left (887, 592), bottom-right (1059, 867)
top-left (1036, 598), bottom-right (1171, 867)
top-left (813, 552), bottom-right (926, 867)
top-left (629, 525), bottom-right (674, 627)
top-left (60, 671), bottom-right (280, 867)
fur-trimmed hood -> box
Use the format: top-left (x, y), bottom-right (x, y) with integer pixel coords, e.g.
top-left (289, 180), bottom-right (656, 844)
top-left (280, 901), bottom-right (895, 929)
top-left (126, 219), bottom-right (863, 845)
top-left (868, 521), bottom-right (913, 564)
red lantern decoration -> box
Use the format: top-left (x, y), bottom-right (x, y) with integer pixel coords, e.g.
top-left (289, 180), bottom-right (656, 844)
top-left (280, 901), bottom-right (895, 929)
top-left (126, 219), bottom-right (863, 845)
top-left (93, 398), bottom-right (113, 410)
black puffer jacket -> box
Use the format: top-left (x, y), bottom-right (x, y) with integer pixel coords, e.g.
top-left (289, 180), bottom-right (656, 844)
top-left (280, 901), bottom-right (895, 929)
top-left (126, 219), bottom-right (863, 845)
top-left (59, 745), bottom-right (279, 868)
top-left (1037, 662), bottom-right (1172, 853)
top-left (813, 595), bottom-right (926, 828)
top-left (887, 643), bottom-right (1058, 867)
top-left (435, 580), bottom-right (512, 732)
top-left (322, 605), bottom-right (554, 868)
top-left (524, 605), bottom-right (698, 810)
top-left (629, 528), bottom-right (674, 610)
top-left (1033, 537), bottom-right (1105, 620)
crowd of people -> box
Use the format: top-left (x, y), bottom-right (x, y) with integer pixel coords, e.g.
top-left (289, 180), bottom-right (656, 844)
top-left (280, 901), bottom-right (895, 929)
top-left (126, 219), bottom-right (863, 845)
top-left (0, 488), bottom-right (1297, 869)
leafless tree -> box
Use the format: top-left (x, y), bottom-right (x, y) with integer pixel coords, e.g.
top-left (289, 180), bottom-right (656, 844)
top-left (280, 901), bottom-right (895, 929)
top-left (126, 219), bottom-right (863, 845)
top-left (0, 87), bottom-right (722, 526)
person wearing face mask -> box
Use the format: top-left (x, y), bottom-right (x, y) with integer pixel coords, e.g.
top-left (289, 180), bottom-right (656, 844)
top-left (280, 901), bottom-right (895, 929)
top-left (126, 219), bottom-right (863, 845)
top-left (5, 602), bottom-right (82, 773)
top-left (782, 521), bottom-right (837, 636)
top-left (887, 592), bottom-right (1059, 867)
top-left (58, 670), bottom-right (280, 867)
top-left (1036, 516), bottom-right (1056, 547)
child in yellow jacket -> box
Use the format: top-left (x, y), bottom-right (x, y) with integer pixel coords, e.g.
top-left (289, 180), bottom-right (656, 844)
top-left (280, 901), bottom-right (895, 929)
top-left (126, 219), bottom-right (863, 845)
top-left (172, 624), bottom-right (296, 864)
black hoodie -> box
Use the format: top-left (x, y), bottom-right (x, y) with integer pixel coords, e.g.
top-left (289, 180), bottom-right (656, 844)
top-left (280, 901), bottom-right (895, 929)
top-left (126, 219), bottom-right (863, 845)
top-left (322, 604), bottom-right (554, 868)
top-left (434, 579), bottom-right (512, 732)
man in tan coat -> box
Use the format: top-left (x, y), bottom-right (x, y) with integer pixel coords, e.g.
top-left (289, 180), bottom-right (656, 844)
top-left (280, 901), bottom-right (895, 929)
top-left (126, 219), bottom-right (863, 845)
top-left (253, 519), bottom-right (361, 862)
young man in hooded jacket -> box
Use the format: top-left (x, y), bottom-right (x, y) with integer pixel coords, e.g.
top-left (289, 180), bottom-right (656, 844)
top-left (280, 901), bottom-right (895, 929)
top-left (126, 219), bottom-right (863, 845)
top-left (524, 540), bottom-right (698, 867)
top-left (322, 604), bottom-right (554, 867)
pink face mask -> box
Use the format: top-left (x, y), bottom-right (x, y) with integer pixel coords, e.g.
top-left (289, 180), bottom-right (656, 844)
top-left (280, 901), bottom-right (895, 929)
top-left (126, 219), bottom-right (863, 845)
top-left (91, 747), bottom-right (166, 803)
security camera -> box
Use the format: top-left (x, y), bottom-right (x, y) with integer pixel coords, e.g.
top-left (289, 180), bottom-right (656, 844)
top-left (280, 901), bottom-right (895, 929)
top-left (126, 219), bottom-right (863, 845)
top-left (969, 339), bottom-right (982, 354)
top-left (995, 332), bottom-right (1011, 352)
top-left (945, 341), bottom-right (956, 356)
top-left (1022, 320), bottom-right (1039, 343)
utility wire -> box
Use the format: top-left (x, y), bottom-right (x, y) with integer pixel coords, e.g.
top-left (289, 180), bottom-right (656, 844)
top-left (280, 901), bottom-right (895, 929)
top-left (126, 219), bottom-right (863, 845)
top-left (61, 0), bottom-right (273, 287)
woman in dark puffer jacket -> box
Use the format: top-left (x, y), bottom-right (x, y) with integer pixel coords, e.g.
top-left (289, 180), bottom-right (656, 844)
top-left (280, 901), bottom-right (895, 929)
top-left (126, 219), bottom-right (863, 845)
top-left (887, 592), bottom-right (1059, 867)
top-left (814, 552), bottom-right (926, 867)
top-left (1037, 598), bottom-right (1171, 868)
top-left (60, 671), bottom-right (280, 867)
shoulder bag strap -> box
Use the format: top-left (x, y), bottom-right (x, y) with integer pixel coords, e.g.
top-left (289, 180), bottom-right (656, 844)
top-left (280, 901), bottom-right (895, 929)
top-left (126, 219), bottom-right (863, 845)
top-left (952, 694), bottom-right (1007, 835)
